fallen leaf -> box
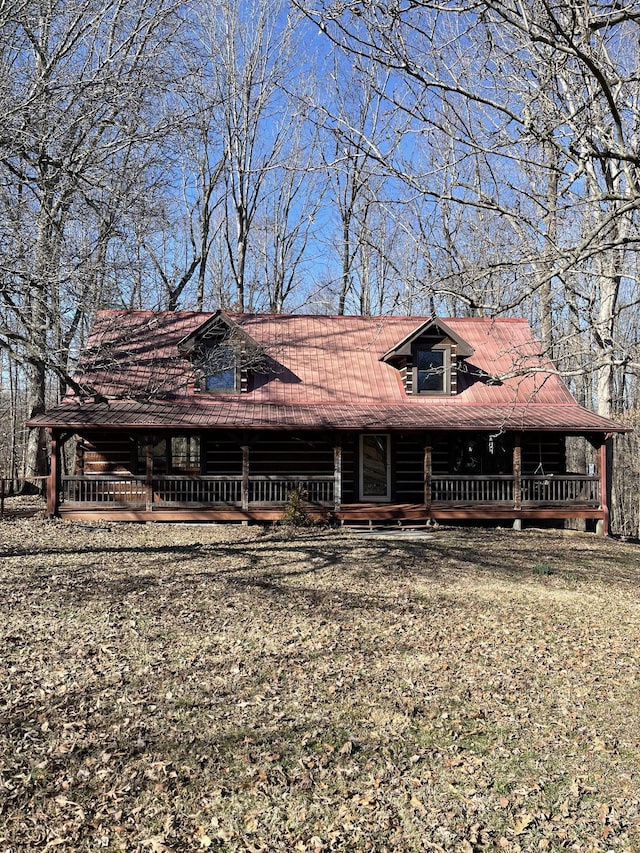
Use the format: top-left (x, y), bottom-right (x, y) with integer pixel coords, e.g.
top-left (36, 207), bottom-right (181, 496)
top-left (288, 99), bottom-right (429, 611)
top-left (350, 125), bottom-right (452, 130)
top-left (141, 837), bottom-right (167, 853)
top-left (513, 812), bottom-right (534, 835)
top-left (410, 794), bottom-right (426, 816)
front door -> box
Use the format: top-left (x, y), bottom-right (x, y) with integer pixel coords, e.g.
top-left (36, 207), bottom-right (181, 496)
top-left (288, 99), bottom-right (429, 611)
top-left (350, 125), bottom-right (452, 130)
top-left (359, 434), bottom-right (391, 501)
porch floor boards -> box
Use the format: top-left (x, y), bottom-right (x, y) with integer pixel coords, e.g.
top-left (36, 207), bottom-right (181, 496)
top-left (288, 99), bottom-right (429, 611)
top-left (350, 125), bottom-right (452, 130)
top-left (58, 501), bottom-right (605, 525)
top-left (337, 503), bottom-right (605, 523)
top-left (58, 507), bottom-right (318, 523)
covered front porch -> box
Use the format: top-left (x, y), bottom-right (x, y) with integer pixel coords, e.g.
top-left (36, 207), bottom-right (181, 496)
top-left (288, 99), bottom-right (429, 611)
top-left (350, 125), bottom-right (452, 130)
top-left (50, 435), bottom-right (608, 533)
top-left (51, 425), bottom-right (611, 532)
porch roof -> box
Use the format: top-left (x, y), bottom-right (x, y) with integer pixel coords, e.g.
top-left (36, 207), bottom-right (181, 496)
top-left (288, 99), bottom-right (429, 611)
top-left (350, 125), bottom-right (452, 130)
top-left (31, 398), bottom-right (623, 434)
top-left (29, 311), bottom-right (626, 434)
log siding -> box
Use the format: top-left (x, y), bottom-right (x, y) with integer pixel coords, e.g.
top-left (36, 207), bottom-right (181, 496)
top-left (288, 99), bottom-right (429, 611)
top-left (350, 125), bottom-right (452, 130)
top-left (54, 428), bottom-right (608, 531)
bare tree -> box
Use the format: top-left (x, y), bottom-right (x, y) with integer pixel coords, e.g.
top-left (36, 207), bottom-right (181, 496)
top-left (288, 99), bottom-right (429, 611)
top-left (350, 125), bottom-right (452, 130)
top-left (0, 0), bottom-right (183, 477)
top-left (316, 56), bottom-right (401, 314)
top-left (255, 123), bottom-right (326, 312)
top-left (195, 0), bottom-right (311, 311)
top-left (296, 0), bottom-right (640, 414)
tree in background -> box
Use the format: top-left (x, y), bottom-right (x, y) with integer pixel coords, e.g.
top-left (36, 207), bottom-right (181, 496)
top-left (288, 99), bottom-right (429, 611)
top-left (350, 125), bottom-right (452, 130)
top-left (197, 0), bottom-right (311, 310)
top-left (0, 0), bottom-right (184, 477)
top-left (296, 0), bottom-right (640, 416)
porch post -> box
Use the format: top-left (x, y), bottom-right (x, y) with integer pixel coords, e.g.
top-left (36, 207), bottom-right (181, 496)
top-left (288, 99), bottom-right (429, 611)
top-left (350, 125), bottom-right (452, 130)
top-left (333, 436), bottom-right (342, 512)
top-left (241, 444), bottom-right (250, 511)
top-left (513, 433), bottom-right (522, 511)
top-left (145, 437), bottom-right (153, 512)
top-left (47, 429), bottom-right (61, 517)
top-left (424, 433), bottom-right (432, 511)
top-left (596, 435), bottom-right (611, 537)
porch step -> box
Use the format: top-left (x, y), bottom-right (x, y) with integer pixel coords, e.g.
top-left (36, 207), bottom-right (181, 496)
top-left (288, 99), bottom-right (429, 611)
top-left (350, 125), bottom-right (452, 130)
top-left (340, 517), bottom-right (435, 531)
top-left (335, 502), bottom-right (432, 527)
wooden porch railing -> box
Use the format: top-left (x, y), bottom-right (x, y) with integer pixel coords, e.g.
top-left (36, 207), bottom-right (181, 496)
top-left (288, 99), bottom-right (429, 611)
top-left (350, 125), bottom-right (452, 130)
top-left (61, 472), bottom-right (601, 511)
top-left (62, 476), bottom-right (148, 507)
top-left (249, 476), bottom-right (334, 505)
top-left (153, 476), bottom-right (242, 505)
top-left (61, 475), bottom-right (335, 508)
top-left (431, 475), bottom-right (514, 504)
top-left (430, 474), bottom-right (600, 507)
top-left (520, 474), bottom-right (600, 506)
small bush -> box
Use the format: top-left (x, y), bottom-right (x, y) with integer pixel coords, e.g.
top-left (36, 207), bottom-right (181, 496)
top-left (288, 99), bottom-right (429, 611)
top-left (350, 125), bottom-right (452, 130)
top-left (533, 562), bottom-right (554, 576)
top-left (281, 486), bottom-right (312, 528)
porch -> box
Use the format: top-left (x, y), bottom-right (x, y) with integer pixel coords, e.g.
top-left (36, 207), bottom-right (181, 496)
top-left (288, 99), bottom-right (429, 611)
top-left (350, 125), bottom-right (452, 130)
top-left (57, 471), bottom-right (606, 528)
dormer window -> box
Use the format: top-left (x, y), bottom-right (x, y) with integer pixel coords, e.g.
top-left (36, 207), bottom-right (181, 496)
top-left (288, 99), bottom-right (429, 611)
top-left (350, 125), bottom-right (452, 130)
top-left (205, 367), bottom-right (236, 392)
top-left (415, 346), bottom-right (448, 394)
top-left (381, 317), bottom-right (474, 398)
top-left (201, 343), bottom-right (238, 392)
top-left (178, 311), bottom-right (265, 395)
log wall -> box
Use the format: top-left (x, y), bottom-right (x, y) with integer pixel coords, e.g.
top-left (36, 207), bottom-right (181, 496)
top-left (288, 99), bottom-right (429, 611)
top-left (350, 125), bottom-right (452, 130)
top-left (203, 434), bottom-right (243, 476)
top-left (250, 433), bottom-right (334, 477)
top-left (78, 434), bottom-right (134, 475)
top-left (74, 429), bottom-right (568, 495)
top-left (521, 433), bottom-right (565, 474)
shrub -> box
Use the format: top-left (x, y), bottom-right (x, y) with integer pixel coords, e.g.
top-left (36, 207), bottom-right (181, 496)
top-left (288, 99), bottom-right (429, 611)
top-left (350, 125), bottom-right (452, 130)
top-left (281, 486), bottom-right (312, 528)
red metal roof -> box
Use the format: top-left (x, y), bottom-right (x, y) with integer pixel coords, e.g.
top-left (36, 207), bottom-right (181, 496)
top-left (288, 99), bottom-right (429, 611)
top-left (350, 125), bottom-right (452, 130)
top-left (29, 311), bottom-right (625, 433)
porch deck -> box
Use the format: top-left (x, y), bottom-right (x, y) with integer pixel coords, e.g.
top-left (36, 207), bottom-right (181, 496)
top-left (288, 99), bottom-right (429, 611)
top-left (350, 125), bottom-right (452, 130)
top-left (56, 502), bottom-right (606, 526)
top-left (57, 473), bottom-right (605, 527)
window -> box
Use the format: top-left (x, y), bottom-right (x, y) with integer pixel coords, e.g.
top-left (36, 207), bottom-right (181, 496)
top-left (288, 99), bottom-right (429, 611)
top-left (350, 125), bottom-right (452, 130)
top-left (171, 435), bottom-right (201, 474)
top-left (137, 437), bottom-right (167, 474)
top-left (414, 345), bottom-right (448, 394)
top-left (450, 433), bottom-right (512, 475)
top-left (136, 435), bottom-right (200, 475)
top-left (205, 367), bottom-right (236, 392)
top-left (199, 343), bottom-right (238, 393)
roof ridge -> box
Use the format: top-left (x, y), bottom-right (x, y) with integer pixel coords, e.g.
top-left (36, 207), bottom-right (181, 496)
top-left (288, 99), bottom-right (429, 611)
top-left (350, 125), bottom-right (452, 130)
top-left (94, 309), bottom-right (531, 324)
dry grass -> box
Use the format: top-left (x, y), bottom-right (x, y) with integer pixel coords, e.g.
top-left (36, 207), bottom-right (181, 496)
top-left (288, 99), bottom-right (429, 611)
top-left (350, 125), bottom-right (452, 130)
top-left (1, 520), bottom-right (639, 852)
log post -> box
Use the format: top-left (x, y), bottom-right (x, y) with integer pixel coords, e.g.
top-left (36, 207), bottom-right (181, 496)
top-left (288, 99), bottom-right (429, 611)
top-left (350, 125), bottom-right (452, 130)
top-left (241, 444), bottom-right (250, 511)
top-left (424, 433), bottom-right (432, 511)
top-left (47, 429), bottom-right (61, 517)
top-left (513, 433), bottom-right (522, 512)
top-left (596, 435), bottom-right (611, 537)
top-left (333, 437), bottom-right (342, 512)
top-left (145, 437), bottom-right (153, 512)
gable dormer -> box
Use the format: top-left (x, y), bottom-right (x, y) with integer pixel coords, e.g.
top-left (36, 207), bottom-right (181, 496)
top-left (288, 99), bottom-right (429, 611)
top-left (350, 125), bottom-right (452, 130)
top-left (381, 318), bottom-right (474, 396)
top-left (178, 311), bottom-right (264, 394)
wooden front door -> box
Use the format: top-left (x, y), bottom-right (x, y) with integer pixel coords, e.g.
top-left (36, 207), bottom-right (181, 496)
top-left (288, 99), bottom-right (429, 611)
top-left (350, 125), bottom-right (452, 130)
top-left (359, 434), bottom-right (391, 502)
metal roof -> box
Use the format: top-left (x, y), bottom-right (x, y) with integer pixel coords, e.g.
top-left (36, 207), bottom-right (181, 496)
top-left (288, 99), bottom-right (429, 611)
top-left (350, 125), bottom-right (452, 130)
top-left (29, 311), bottom-right (626, 434)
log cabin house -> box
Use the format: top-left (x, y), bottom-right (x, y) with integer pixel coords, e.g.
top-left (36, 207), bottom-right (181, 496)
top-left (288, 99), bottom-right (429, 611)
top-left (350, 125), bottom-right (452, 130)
top-left (28, 310), bottom-right (626, 533)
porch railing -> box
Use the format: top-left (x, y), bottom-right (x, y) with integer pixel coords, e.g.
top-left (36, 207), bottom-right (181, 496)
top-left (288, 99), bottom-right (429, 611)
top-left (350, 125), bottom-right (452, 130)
top-left (61, 472), bottom-right (601, 511)
top-left (520, 474), bottom-right (600, 506)
top-left (153, 476), bottom-right (242, 505)
top-left (431, 475), bottom-right (514, 504)
top-left (249, 476), bottom-right (334, 505)
top-left (61, 474), bottom-right (335, 508)
top-left (430, 473), bottom-right (600, 507)
top-left (62, 475), bottom-right (148, 507)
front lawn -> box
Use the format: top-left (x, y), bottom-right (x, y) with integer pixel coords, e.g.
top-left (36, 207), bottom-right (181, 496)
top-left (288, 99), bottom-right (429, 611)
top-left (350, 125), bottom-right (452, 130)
top-left (1, 520), bottom-right (639, 851)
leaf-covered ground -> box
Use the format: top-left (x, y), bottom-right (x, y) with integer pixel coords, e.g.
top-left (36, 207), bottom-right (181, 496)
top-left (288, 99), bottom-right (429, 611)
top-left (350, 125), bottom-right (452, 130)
top-left (1, 520), bottom-right (639, 852)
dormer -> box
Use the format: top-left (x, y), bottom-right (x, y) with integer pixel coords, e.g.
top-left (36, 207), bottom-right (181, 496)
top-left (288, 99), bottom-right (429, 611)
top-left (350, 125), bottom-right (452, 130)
top-left (381, 318), bottom-right (474, 396)
top-left (178, 311), bottom-right (264, 394)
